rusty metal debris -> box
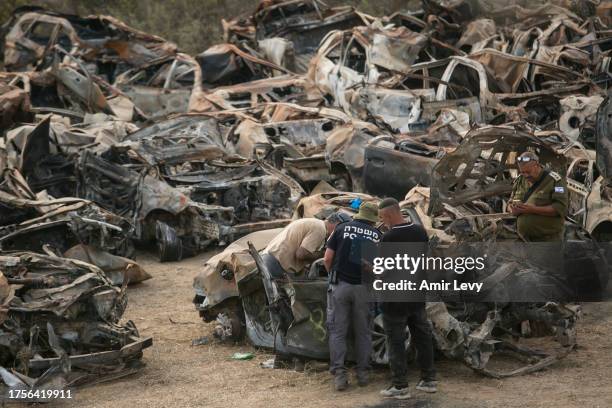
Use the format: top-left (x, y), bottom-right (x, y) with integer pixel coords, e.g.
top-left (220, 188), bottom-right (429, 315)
top-left (1, 0), bottom-right (611, 386)
top-left (0, 252), bottom-right (151, 396)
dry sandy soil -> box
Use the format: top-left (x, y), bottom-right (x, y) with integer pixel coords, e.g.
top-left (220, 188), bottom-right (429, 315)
top-left (42, 250), bottom-right (612, 408)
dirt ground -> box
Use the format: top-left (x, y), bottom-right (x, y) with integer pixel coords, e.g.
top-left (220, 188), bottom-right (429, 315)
top-left (49, 250), bottom-right (612, 408)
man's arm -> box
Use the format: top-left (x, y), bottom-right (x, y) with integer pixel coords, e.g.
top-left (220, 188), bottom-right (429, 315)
top-left (323, 225), bottom-right (340, 273)
top-left (324, 248), bottom-right (335, 272)
top-left (512, 203), bottom-right (559, 216)
top-left (296, 247), bottom-right (320, 262)
top-left (298, 223), bottom-right (327, 262)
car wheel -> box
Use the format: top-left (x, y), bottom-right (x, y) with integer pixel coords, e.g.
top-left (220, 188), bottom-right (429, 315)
top-left (371, 313), bottom-right (412, 365)
top-left (156, 221), bottom-right (182, 262)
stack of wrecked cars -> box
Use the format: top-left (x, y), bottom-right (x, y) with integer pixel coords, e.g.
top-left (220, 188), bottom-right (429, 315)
top-left (192, 0), bottom-right (612, 377)
top-left (0, 0), bottom-right (609, 391)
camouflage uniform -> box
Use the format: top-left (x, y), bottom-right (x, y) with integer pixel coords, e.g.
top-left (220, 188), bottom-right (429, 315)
top-left (510, 170), bottom-right (569, 242)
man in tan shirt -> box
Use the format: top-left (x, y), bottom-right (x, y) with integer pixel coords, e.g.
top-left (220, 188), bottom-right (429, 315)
top-left (263, 214), bottom-right (350, 277)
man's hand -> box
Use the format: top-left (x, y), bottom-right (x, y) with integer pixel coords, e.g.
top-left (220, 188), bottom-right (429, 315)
top-left (510, 203), bottom-right (532, 215)
top-left (511, 203), bottom-right (559, 217)
top-left (312, 248), bottom-right (325, 260)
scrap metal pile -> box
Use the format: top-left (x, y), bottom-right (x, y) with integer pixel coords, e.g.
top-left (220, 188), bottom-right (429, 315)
top-left (1, 0), bottom-right (611, 386)
top-left (0, 253), bottom-right (151, 395)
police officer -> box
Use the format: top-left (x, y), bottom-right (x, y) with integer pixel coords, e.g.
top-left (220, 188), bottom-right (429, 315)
top-left (324, 202), bottom-right (381, 391)
top-left (509, 151), bottom-right (569, 242)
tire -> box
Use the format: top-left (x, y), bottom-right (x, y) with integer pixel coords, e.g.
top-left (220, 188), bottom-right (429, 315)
top-left (155, 221), bottom-right (182, 262)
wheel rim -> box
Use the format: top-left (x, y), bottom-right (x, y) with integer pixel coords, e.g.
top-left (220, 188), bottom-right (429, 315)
top-left (371, 314), bottom-right (411, 365)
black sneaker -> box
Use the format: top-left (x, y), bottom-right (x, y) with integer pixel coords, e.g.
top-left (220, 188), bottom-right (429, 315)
top-left (416, 380), bottom-right (437, 393)
top-left (380, 385), bottom-right (411, 399)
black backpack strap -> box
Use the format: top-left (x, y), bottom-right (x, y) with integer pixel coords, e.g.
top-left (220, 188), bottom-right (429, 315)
top-left (523, 170), bottom-right (549, 202)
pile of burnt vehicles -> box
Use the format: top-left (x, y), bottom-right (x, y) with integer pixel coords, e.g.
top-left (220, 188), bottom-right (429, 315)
top-left (1, 0), bottom-right (611, 383)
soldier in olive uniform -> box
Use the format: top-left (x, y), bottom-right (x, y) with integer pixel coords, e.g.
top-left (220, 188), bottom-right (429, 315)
top-left (508, 151), bottom-right (569, 242)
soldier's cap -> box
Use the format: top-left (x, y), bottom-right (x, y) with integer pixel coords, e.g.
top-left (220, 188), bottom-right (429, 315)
top-left (354, 201), bottom-right (379, 223)
top-left (517, 151), bottom-right (539, 164)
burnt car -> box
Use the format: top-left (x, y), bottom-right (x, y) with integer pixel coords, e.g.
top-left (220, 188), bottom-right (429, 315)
top-left (192, 187), bottom-right (379, 331)
top-left (425, 125), bottom-right (610, 294)
top-left (193, 193), bottom-right (401, 364)
top-left (0, 252), bottom-right (152, 395)
top-left (217, 217), bottom-right (584, 374)
top-left (223, 0), bottom-right (368, 73)
top-left (3, 7), bottom-right (176, 79)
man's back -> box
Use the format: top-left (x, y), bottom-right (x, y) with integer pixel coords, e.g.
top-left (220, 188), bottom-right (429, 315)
top-left (382, 223), bottom-right (428, 244)
top-left (327, 219), bottom-right (381, 285)
top-left (381, 222), bottom-right (428, 315)
top-left (263, 218), bottom-right (326, 274)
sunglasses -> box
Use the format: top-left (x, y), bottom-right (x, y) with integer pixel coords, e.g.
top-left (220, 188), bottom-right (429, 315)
top-left (516, 156), bottom-right (534, 163)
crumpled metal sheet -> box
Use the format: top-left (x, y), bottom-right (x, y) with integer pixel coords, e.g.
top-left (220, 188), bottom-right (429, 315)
top-left (63, 244), bottom-right (151, 286)
top-left (369, 27), bottom-right (429, 73)
top-left (559, 95), bottom-right (604, 141)
top-left (0, 75), bottom-right (31, 129)
top-left (0, 167), bottom-right (134, 259)
top-left (223, 0), bottom-right (368, 73)
top-left (193, 228), bottom-right (282, 316)
top-left (113, 52), bottom-right (209, 119)
top-left (596, 96), bottom-right (612, 179)
top-left (0, 252), bottom-right (151, 393)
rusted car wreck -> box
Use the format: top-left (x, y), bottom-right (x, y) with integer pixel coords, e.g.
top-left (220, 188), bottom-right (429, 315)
top-left (0, 252), bottom-right (151, 399)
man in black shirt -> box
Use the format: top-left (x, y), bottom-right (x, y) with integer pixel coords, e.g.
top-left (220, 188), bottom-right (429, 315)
top-left (324, 201), bottom-right (381, 391)
top-left (377, 198), bottom-right (436, 400)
